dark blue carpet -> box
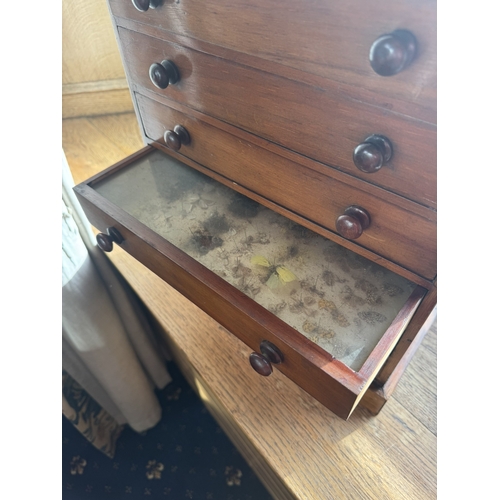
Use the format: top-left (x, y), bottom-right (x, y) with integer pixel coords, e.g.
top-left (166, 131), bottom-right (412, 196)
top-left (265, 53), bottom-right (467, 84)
top-left (62, 361), bottom-right (273, 500)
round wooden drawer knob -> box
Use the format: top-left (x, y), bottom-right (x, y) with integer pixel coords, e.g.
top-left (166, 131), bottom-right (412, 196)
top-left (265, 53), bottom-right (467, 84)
top-left (96, 227), bottom-right (124, 253)
top-left (249, 353), bottom-right (273, 376)
top-left (164, 125), bottom-right (191, 151)
top-left (131, 0), bottom-right (162, 12)
top-left (353, 134), bottom-right (392, 173)
top-left (249, 340), bottom-right (284, 377)
top-left (149, 60), bottom-right (180, 89)
top-left (369, 30), bottom-right (417, 76)
top-left (336, 206), bottom-right (371, 240)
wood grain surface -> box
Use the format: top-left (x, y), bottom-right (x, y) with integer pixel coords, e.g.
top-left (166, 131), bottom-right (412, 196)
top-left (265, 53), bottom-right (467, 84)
top-left (62, 0), bottom-right (125, 85)
top-left (108, 0), bottom-right (437, 124)
top-left (134, 92), bottom-right (437, 279)
top-left (62, 0), bottom-right (135, 117)
top-left (63, 112), bottom-right (436, 500)
top-left (116, 28), bottom-right (436, 208)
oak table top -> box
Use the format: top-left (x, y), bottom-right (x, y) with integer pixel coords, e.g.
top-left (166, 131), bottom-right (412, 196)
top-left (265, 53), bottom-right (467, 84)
top-left (63, 113), bottom-right (437, 500)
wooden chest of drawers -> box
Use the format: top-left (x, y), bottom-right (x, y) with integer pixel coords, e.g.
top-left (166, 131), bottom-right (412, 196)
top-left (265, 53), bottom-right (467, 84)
top-left (75, 0), bottom-right (436, 420)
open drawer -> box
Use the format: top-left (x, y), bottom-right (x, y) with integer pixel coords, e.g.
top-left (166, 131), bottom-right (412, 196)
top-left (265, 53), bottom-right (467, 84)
top-left (74, 146), bottom-right (428, 419)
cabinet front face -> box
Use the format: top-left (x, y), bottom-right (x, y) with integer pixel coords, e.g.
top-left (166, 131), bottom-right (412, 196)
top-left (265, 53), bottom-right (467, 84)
top-left (134, 92), bottom-right (437, 280)
top-left (75, 0), bottom-right (436, 419)
top-left (75, 147), bottom-right (427, 419)
top-left (117, 28), bottom-right (437, 209)
top-left (109, 0), bottom-right (437, 124)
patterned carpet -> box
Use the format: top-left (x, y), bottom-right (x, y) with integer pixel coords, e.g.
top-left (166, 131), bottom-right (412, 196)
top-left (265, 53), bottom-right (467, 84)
top-left (62, 361), bottom-right (273, 500)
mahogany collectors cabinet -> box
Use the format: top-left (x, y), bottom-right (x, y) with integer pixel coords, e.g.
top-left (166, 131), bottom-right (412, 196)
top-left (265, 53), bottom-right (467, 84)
top-left (75, 0), bottom-right (437, 420)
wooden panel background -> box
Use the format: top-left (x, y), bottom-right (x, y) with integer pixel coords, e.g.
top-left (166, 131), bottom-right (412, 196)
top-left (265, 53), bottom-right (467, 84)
top-left (62, 0), bottom-right (133, 117)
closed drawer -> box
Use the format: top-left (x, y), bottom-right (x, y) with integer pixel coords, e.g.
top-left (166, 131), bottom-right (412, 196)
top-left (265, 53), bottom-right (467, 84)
top-left (110, 0), bottom-right (436, 123)
top-left (118, 28), bottom-right (436, 209)
top-left (74, 146), bottom-right (427, 419)
top-left (135, 92), bottom-right (437, 280)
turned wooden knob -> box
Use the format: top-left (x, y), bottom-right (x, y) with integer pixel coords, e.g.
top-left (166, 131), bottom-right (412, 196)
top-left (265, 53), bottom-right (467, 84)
top-left (164, 125), bottom-right (190, 151)
top-left (131, 0), bottom-right (162, 12)
top-left (369, 30), bottom-right (417, 76)
top-left (249, 353), bottom-right (273, 376)
top-left (249, 340), bottom-right (284, 377)
top-left (353, 134), bottom-right (392, 173)
top-left (336, 206), bottom-right (371, 240)
top-left (149, 60), bottom-right (180, 89)
top-left (96, 227), bottom-right (124, 252)
top-left (260, 340), bottom-right (284, 364)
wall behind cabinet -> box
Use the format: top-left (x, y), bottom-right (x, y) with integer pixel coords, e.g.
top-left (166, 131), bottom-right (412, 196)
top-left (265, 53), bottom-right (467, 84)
top-left (62, 0), bottom-right (134, 118)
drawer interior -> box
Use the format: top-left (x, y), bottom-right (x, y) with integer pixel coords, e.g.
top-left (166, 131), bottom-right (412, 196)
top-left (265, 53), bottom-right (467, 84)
top-left (93, 148), bottom-right (418, 372)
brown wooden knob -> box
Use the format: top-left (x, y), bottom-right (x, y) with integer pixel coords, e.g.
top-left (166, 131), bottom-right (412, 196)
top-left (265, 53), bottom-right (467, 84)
top-left (249, 340), bottom-right (284, 376)
top-left (96, 227), bottom-right (124, 252)
top-left (353, 134), bottom-right (392, 173)
top-left (131, 0), bottom-right (162, 12)
top-left (259, 340), bottom-right (284, 365)
top-left (249, 352), bottom-right (273, 376)
top-left (164, 125), bottom-right (190, 151)
top-left (369, 30), bottom-right (417, 76)
top-left (149, 60), bottom-right (180, 89)
top-left (336, 206), bottom-right (371, 240)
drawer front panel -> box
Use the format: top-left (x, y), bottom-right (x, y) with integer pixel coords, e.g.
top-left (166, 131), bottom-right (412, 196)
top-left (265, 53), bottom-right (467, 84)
top-left (109, 0), bottom-right (436, 123)
top-left (136, 93), bottom-right (437, 279)
top-left (118, 28), bottom-right (436, 208)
